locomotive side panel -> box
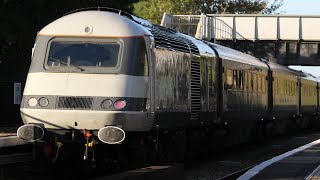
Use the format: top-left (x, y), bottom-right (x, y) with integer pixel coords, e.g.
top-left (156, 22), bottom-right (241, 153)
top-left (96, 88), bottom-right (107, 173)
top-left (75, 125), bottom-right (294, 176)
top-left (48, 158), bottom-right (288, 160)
top-left (200, 56), bottom-right (217, 124)
top-left (153, 49), bottom-right (191, 129)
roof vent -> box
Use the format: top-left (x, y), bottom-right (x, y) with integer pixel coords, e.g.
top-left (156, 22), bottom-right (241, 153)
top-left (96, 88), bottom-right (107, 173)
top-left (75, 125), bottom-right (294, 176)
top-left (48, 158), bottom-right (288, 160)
top-left (149, 26), bottom-right (199, 55)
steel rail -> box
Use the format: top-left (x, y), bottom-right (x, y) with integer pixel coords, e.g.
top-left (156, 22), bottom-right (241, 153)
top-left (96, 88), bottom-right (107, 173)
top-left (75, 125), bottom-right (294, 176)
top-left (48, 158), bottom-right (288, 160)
top-left (216, 165), bottom-right (256, 180)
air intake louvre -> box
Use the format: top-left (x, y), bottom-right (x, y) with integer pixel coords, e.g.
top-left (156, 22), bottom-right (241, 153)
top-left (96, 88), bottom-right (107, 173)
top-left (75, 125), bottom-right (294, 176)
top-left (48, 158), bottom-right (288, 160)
top-left (149, 26), bottom-right (200, 55)
top-left (57, 97), bottom-right (93, 109)
top-left (190, 60), bottom-right (201, 120)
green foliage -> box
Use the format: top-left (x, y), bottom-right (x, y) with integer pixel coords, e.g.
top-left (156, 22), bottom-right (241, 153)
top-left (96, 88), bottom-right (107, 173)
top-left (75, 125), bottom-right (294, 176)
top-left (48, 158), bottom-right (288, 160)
top-left (133, 0), bottom-right (193, 24)
top-left (133, 0), bottom-right (284, 24)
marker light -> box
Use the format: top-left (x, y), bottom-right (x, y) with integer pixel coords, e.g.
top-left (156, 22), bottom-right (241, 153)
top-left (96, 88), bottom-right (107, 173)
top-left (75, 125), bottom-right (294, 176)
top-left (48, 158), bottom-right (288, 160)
top-left (28, 98), bottom-right (38, 107)
top-left (39, 97), bottom-right (49, 107)
top-left (114, 99), bottom-right (126, 110)
top-left (101, 99), bottom-right (113, 109)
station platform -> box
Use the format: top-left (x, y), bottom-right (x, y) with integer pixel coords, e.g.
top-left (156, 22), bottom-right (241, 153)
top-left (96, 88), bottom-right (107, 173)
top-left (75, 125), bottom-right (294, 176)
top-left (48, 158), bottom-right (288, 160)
top-left (238, 139), bottom-right (320, 180)
top-left (0, 126), bottom-right (28, 147)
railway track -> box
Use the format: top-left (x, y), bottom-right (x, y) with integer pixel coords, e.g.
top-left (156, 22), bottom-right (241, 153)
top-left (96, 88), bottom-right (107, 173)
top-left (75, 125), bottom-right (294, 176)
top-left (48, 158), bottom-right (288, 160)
top-left (185, 130), bottom-right (320, 180)
top-left (92, 163), bottom-right (185, 180)
top-left (0, 143), bottom-right (34, 180)
top-left (2, 130), bottom-right (320, 180)
top-left (0, 152), bottom-right (33, 166)
top-left (0, 141), bottom-right (184, 180)
top-left (216, 165), bottom-right (255, 180)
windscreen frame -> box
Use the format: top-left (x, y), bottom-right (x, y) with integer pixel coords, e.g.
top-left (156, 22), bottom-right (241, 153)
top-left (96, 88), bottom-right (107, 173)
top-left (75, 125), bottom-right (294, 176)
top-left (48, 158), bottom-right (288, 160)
top-left (44, 37), bottom-right (124, 74)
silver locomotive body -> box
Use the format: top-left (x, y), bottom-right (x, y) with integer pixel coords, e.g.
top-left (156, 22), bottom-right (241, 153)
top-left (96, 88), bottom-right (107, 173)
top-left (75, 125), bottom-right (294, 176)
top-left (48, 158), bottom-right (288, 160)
top-left (19, 11), bottom-right (154, 143)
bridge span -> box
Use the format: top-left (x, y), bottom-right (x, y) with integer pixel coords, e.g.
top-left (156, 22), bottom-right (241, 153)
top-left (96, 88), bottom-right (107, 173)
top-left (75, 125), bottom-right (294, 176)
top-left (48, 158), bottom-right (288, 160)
top-left (161, 14), bottom-right (320, 66)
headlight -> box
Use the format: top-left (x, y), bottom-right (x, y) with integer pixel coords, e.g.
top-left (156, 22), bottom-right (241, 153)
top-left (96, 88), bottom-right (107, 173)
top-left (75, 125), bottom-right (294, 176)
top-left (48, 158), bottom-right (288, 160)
top-left (101, 99), bottom-right (113, 109)
top-left (39, 97), bottom-right (49, 107)
top-left (114, 99), bottom-right (126, 110)
top-left (27, 98), bottom-right (38, 107)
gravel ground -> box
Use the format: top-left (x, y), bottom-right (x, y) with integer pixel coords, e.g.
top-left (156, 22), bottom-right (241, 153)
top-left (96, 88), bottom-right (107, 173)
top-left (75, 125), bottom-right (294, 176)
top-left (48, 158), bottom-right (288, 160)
top-left (185, 130), bottom-right (320, 180)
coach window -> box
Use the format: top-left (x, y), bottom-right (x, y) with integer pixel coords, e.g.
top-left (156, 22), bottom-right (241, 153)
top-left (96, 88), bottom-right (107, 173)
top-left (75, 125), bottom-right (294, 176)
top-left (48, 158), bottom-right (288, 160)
top-left (133, 38), bottom-right (148, 76)
top-left (292, 81), bottom-right (295, 95)
top-left (244, 72), bottom-right (249, 91)
top-left (275, 78), bottom-right (279, 95)
top-left (262, 76), bottom-right (265, 93)
top-left (257, 75), bottom-right (260, 92)
top-left (252, 74), bottom-right (256, 93)
top-left (309, 85), bottom-right (312, 96)
top-left (226, 68), bottom-right (233, 89)
top-left (277, 78), bottom-right (280, 94)
top-left (288, 81), bottom-right (290, 95)
top-left (233, 70), bottom-right (237, 89)
top-left (279, 79), bottom-right (283, 95)
top-left (288, 81), bottom-right (291, 95)
top-left (251, 73), bottom-right (254, 92)
top-left (273, 78), bottom-right (277, 95)
top-left (239, 71), bottom-right (244, 90)
top-left (285, 80), bottom-right (289, 95)
top-left (309, 85), bottom-right (311, 96)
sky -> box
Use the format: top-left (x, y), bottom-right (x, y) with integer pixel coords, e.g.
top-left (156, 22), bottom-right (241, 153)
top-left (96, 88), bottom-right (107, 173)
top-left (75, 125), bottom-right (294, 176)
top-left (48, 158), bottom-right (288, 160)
top-left (280, 0), bottom-right (320, 77)
top-left (281, 0), bottom-right (320, 15)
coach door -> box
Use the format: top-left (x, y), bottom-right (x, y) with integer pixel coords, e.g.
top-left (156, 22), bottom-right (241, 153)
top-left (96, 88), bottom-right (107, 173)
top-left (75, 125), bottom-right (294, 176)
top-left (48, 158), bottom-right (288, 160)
top-left (297, 77), bottom-right (301, 115)
top-left (208, 57), bottom-right (217, 123)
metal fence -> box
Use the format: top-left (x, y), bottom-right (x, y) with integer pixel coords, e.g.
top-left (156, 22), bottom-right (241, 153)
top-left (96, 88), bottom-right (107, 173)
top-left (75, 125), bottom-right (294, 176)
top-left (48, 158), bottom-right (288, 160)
top-left (161, 13), bottom-right (320, 42)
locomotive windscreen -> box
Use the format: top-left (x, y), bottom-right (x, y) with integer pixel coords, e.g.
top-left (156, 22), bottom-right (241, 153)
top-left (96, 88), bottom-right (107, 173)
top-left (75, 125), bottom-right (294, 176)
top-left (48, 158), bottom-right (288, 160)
top-left (39, 37), bottom-right (148, 76)
top-left (47, 42), bottom-right (120, 68)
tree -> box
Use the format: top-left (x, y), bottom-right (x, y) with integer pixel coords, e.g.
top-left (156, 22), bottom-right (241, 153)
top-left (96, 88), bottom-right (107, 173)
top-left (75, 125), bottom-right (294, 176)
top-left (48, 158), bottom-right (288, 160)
top-left (133, 0), bottom-right (284, 24)
top-left (0, 0), bottom-right (134, 81)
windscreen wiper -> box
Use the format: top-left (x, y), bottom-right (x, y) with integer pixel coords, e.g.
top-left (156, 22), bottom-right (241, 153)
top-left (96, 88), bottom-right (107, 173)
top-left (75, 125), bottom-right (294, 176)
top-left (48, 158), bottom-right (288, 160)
top-left (49, 57), bottom-right (85, 71)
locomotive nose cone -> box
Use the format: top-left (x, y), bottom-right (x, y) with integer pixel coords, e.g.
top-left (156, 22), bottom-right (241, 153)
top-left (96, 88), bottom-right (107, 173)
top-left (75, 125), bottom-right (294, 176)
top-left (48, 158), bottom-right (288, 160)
top-left (17, 124), bottom-right (45, 142)
top-left (98, 126), bottom-right (125, 144)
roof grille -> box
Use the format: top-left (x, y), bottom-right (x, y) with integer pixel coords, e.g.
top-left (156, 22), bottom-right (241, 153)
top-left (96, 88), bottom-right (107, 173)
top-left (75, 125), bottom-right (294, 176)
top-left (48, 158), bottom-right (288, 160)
top-left (190, 60), bottom-right (201, 120)
top-left (149, 26), bottom-right (200, 55)
top-left (57, 97), bottom-right (93, 110)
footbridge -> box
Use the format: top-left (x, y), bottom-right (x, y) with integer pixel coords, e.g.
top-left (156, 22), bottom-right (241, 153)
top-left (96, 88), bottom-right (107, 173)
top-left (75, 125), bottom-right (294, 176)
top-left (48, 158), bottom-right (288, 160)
top-left (161, 13), bottom-right (320, 66)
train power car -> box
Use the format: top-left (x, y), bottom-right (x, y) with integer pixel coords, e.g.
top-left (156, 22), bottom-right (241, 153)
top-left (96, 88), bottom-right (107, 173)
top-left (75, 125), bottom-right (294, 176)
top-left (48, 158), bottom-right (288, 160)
top-left (17, 7), bottom-right (320, 168)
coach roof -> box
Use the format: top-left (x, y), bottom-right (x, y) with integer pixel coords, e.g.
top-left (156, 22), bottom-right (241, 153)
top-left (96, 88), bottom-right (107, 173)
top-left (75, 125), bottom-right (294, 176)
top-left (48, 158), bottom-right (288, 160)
top-left (38, 11), bottom-right (152, 37)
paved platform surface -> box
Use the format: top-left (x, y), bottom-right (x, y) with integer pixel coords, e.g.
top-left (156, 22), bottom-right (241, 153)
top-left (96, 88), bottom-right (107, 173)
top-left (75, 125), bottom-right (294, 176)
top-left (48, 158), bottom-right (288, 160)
top-left (0, 125), bottom-right (28, 147)
top-left (239, 139), bottom-right (320, 180)
top-left (0, 126), bottom-right (19, 137)
top-left (93, 164), bottom-right (185, 180)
